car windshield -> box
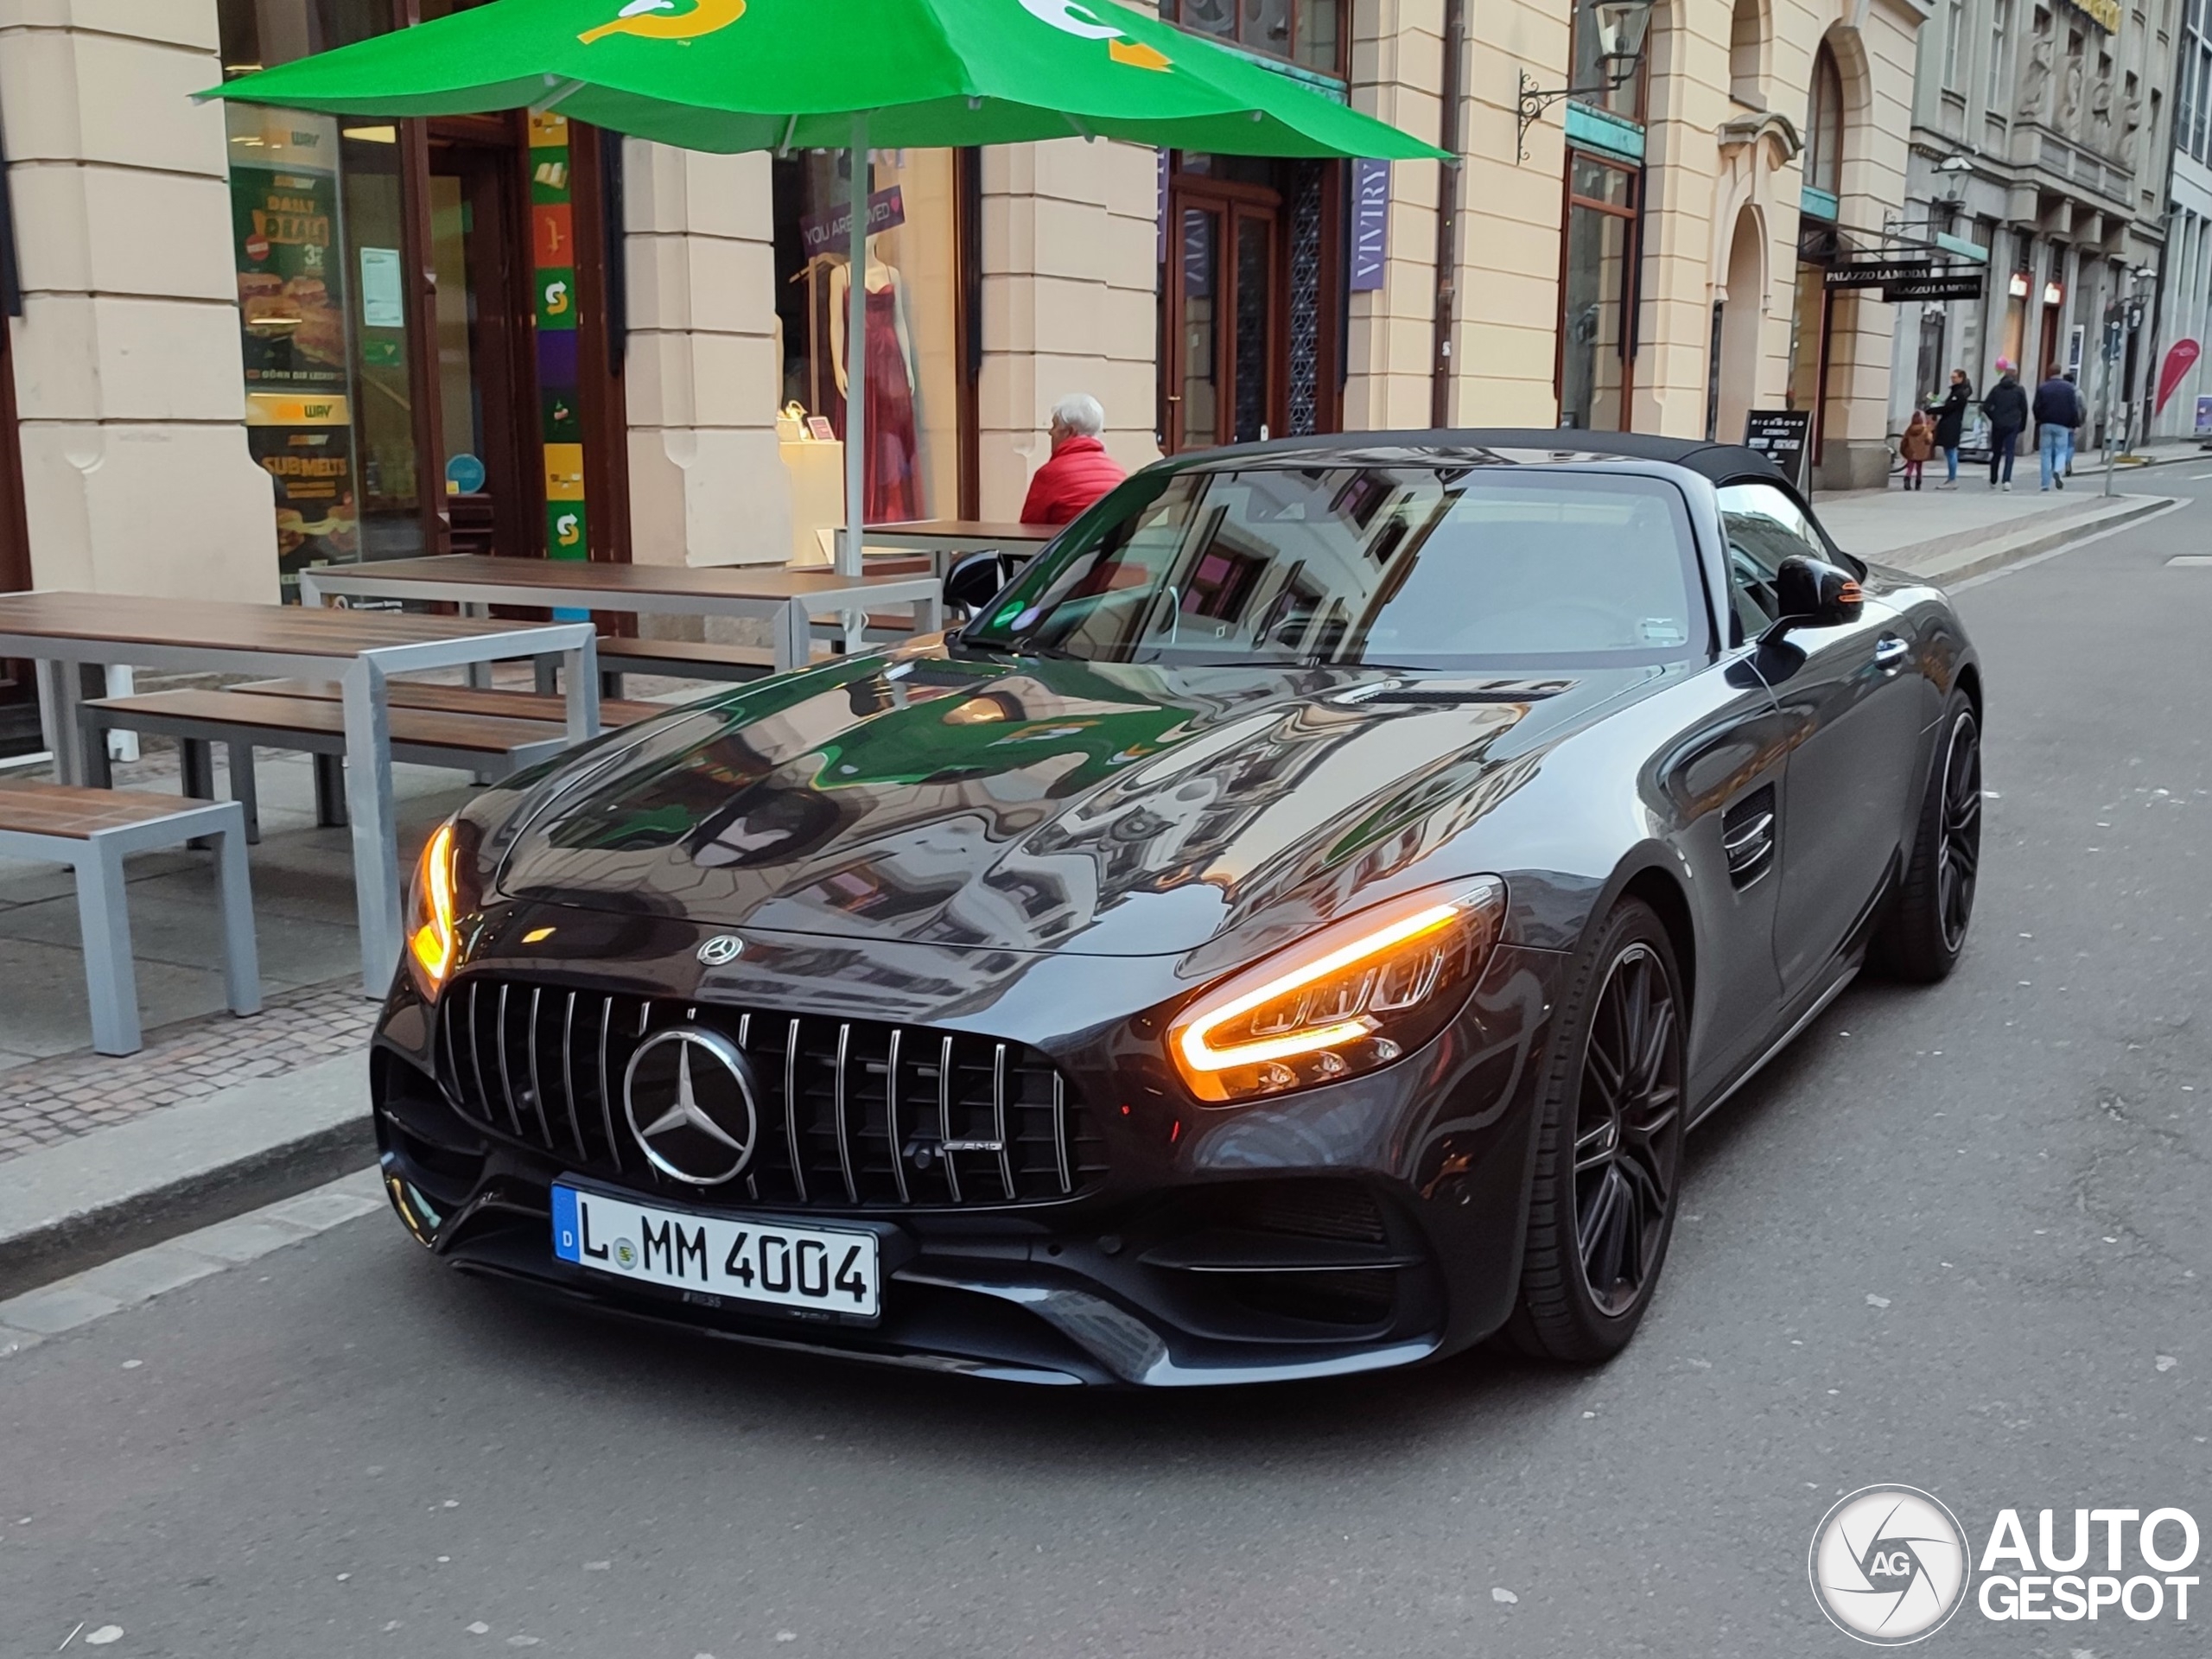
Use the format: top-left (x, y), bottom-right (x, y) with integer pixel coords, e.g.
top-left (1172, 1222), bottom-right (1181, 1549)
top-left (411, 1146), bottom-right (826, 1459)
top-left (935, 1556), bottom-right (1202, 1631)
top-left (963, 464), bottom-right (1709, 670)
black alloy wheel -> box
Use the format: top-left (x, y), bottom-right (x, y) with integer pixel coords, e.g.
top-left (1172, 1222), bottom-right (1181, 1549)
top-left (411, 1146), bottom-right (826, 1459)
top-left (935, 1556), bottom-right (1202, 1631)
top-left (1934, 710), bottom-right (1982, 953)
top-left (1572, 943), bottom-right (1684, 1317)
top-left (1509, 899), bottom-right (1687, 1363)
top-left (1877, 694), bottom-right (1981, 982)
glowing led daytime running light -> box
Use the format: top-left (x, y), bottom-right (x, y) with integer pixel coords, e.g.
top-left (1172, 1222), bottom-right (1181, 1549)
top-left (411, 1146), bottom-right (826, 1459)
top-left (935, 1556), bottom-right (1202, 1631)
top-left (1176, 902), bottom-right (1461, 1074)
top-left (409, 822), bottom-right (459, 988)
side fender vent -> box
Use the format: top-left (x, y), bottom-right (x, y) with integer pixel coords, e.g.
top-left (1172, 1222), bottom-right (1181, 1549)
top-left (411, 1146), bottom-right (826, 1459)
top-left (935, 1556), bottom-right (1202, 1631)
top-left (1721, 784), bottom-right (1777, 890)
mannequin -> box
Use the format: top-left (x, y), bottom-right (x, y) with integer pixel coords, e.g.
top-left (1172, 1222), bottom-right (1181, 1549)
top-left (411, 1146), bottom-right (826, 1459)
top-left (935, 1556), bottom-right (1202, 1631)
top-left (826, 238), bottom-right (925, 523)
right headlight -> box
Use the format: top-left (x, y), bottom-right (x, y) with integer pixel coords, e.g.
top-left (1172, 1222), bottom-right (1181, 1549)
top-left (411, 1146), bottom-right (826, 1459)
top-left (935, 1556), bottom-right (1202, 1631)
top-left (1169, 876), bottom-right (1506, 1105)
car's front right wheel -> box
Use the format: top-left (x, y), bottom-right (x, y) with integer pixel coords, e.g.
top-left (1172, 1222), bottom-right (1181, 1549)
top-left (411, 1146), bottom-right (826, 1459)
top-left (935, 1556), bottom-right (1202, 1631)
top-left (1507, 898), bottom-right (1686, 1363)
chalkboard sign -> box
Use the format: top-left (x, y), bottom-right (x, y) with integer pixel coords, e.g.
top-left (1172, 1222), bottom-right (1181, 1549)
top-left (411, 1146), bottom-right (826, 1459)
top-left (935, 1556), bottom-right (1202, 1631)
top-left (1744, 410), bottom-right (1814, 495)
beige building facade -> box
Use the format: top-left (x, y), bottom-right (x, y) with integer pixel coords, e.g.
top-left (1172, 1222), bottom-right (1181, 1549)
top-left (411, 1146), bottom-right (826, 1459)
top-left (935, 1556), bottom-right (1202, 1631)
top-left (0, 0), bottom-right (1928, 662)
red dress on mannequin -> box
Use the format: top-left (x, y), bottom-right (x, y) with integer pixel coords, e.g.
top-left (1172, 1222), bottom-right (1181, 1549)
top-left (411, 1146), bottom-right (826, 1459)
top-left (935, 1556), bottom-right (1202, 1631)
top-left (858, 280), bottom-right (921, 523)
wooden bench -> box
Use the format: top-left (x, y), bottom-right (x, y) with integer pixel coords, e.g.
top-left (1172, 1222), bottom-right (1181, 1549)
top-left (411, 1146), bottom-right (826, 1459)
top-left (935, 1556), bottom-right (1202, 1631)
top-left (0, 783), bottom-right (257, 1055)
top-left (78, 690), bottom-right (590, 841)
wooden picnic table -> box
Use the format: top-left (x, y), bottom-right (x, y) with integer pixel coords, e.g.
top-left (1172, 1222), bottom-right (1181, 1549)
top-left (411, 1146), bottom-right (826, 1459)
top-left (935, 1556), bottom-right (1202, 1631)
top-left (296, 554), bottom-right (944, 670)
top-left (0, 592), bottom-right (599, 997)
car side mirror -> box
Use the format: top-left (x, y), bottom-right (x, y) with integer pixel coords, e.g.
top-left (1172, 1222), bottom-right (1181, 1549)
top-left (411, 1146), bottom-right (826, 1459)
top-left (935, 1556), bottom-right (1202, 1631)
top-left (1760, 555), bottom-right (1864, 645)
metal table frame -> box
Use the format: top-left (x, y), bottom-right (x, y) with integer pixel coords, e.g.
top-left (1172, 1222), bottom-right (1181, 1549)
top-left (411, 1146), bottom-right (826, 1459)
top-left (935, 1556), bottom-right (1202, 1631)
top-left (298, 564), bottom-right (944, 671)
top-left (6, 620), bottom-right (600, 997)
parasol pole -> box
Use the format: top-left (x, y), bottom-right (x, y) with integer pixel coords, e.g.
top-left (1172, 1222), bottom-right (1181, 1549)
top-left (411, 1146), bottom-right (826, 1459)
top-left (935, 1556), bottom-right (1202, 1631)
top-left (839, 111), bottom-right (870, 578)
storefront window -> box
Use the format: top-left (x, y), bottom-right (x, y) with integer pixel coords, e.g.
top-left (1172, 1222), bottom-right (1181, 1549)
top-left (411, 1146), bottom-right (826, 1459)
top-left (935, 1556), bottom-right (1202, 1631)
top-left (1159, 0), bottom-right (1346, 77)
top-left (219, 0), bottom-right (621, 594)
top-left (772, 150), bottom-right (961, 535)
top-left (1786, 258), bottom-right (1829, 426)
top-left (1558, 154), bottom-right (1637, 431)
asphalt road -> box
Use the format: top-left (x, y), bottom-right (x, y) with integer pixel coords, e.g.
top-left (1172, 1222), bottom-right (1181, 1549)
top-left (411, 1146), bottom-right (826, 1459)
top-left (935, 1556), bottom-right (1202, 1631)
top-left (3, 488), bottom-right (2209, 1658)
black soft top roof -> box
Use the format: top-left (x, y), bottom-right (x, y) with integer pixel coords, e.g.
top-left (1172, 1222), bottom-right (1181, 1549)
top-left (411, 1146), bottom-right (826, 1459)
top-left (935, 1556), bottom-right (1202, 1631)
top-left (1174, 428), bottom-right (1790, 488)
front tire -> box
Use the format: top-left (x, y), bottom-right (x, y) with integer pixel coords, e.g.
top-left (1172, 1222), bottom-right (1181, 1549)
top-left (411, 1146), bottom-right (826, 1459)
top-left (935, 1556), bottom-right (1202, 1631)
top-left (1508, 899), bottom-right (1686, 1363)
top-left (1877, 696), bottom-right (1981, 982)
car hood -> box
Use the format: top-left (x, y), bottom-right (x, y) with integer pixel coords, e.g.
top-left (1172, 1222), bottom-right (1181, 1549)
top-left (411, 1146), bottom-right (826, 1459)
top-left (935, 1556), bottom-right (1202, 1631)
top-left (491, 646), bottom-right (1660, 959)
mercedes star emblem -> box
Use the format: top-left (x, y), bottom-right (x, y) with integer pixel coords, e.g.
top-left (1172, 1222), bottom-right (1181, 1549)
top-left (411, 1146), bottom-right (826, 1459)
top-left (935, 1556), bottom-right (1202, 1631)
top-left (621, 1027), bottom-right (760, 1185)
top-left (696, 934), bottom-right (744, 965)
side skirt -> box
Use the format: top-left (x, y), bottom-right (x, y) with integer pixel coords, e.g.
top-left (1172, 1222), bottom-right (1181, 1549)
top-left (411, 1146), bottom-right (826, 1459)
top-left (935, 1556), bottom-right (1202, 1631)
top-left (1686, 962), bottom-right (1859, 1133)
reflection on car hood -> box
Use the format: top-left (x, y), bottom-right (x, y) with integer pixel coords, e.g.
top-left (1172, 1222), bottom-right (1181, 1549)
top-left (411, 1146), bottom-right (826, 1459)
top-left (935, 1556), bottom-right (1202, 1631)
top-left (493, 647), bottom-right (1660, 957)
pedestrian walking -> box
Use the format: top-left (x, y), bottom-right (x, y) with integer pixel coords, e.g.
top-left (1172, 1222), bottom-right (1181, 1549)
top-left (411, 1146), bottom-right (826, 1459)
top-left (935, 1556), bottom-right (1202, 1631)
top-left (1932, 369), bottom-right (1973, 488)
top-left (1982, 360), bottom-right (2029, 491)
top-left (1898, 410), bottom-right (1935, 491)
top-left (2034, 365), bottom-right (2084, 490)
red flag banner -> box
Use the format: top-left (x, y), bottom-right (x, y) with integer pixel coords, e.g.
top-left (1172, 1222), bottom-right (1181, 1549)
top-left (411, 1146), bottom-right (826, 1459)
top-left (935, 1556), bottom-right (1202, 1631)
top-left (2156, 339), bottom-right (2201, 413)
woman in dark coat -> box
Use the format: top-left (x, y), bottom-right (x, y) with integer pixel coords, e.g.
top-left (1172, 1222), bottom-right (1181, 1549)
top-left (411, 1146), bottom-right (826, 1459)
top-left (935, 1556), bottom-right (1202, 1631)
top-left (1931, 369), bottom-right (1973, 490)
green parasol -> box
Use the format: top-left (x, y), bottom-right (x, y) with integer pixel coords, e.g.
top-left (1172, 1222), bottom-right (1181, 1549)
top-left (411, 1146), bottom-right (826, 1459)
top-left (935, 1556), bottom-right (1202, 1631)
top-left (212, 0), bottom-right (1445, 573)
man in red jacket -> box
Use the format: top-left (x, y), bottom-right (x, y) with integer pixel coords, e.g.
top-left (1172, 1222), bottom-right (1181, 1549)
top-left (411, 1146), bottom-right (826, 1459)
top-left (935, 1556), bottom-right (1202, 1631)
top-left (1019, 394), bottom-right (1127, 525)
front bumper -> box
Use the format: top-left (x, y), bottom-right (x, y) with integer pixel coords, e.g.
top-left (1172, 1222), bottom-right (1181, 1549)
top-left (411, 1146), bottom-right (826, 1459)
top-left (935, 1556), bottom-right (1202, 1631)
top-left (371, 930), bottom-right (1567, 1387)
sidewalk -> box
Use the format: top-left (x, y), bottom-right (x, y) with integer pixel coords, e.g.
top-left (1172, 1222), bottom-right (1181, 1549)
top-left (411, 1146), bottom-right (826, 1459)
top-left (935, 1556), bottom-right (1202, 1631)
top-left (1817, 470), bottom-right (2173, 583)
top-left (0, 486), bottom-right (2182, 1306)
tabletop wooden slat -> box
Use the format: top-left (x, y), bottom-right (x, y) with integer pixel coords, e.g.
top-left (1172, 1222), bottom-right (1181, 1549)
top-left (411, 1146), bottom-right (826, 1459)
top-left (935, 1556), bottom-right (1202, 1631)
top-left (93, 690), bottom-right (573, 755)
top-left (861, 519), bottom-right (1060, 543)
top-left (0, 592), bottom-right (579, 655)
top-left (0, 781), bottom-right (223, 837)
top-left (233, 679), bottom-right (666, 727)
top-left (305, 555), bottom-right (936, 601)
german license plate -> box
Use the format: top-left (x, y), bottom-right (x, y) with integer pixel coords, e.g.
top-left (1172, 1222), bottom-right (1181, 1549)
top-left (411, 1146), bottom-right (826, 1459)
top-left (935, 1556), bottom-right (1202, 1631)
top-left (551, 1185), bottom-right (879, 1318)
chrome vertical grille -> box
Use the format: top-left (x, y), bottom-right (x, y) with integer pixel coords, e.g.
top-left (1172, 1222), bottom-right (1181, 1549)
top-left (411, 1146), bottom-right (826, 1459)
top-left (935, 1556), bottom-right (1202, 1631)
top-left (434, 979), bottom-right (1105, 1210)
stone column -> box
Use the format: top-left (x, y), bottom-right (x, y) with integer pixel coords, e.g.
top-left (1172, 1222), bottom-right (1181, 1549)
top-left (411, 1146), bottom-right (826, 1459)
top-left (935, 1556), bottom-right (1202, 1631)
top-left (1344, 0), bottom-right (1445, 429)
top-left (976, 137), bottom-right (1159, 519)
top-left (620, 141), bottom-right (790, 569)
top-left (0, 0), bottom-right (274, 602)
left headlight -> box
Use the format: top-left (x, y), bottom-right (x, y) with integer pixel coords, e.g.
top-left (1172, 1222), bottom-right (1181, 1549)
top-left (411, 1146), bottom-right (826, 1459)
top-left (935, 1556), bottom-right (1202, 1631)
top-left (1169, 876), bottom-right (1506, 1105)
top-left (405, 818), bottom-right (464, 1002)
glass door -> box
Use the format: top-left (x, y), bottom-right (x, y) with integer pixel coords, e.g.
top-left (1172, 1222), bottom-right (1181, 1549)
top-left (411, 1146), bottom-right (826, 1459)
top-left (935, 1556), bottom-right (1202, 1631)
top-left (425, 130), bottom-right (536, 557)
top-left (1165, 190), bottom-right (1281, 451)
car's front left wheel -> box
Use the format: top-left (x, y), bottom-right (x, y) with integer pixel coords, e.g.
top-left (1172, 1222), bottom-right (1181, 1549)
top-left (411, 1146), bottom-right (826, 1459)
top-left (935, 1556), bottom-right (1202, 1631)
top-left (1507, 899), bottom-right (1686, 1363)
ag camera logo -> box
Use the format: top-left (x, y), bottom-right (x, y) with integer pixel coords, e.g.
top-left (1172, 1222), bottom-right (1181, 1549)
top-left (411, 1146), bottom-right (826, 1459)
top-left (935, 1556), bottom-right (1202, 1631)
top-left (1809, 1485), bottom-right (1972, 1645)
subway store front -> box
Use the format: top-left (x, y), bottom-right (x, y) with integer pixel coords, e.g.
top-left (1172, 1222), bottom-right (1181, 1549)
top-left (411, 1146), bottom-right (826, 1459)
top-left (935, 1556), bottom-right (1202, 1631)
top-left (219, 0), bottom-right (626, 598)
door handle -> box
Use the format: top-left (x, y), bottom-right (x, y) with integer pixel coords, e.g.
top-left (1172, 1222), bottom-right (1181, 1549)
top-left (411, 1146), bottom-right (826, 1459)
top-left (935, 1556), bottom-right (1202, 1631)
top-left (1872, 636), bottom-right (1910, 673)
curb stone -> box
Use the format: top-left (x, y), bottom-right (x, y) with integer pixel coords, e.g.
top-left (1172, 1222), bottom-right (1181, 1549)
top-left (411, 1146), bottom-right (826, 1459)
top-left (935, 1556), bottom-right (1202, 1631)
top-left (0, 1051), bottom-right (375, 1300)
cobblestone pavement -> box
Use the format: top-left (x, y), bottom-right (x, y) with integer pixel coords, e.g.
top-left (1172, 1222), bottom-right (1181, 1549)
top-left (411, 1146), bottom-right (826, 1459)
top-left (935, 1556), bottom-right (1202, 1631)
top-left (0, 979), bottom-right (375, 1165)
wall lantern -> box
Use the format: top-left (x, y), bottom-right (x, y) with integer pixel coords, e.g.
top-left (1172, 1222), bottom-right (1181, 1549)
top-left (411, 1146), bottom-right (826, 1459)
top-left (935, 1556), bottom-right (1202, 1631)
top-left (2043, 281), bottom-right (2064, 306)
top-left (1516, 0), bottom-right (1659, 161)
top-left (2008, 273), bottom-right (2031, 298)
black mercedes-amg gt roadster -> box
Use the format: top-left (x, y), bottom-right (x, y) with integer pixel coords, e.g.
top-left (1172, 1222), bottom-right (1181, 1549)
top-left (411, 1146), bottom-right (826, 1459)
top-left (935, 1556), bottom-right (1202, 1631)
top-left (372, 430), bottom-right (1982, 1385)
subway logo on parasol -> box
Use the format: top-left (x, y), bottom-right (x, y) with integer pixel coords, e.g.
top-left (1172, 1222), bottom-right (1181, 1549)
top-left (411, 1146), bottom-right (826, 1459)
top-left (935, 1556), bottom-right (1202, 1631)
top-left (1018, 0), bottom-right (1171, 69)
top-left (578, 0), bottom-right (747, 45)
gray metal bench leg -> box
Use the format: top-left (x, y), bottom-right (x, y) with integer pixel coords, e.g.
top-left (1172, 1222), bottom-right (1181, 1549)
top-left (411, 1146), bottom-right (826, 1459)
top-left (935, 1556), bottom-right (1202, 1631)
top-left (226, 742), bottom-right (261, 844)
top-left (534, 656), bottom-right (558, 696)
top-left (180, 738), bottom-right (214, 800)
top-left (600, 669), bottom-right (625, 701)
top-left (73, 847), bottom-right (140, 1056)
top-left (211, 810), bottom-right (262, 1017)
top-left (313, 754), bottom-right (349, 828)
top-left (78, 709), bottom-right (114, 790)
top-left (179, 741), bottom-right (217, 849)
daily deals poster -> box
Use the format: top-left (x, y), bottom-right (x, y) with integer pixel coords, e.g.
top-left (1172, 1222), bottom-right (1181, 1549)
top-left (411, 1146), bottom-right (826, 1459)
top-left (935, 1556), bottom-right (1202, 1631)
top-left (227, 109), bottom-right (360, 589)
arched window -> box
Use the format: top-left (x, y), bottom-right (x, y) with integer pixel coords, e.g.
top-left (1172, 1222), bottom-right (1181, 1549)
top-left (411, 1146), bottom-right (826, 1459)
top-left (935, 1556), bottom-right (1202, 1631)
top-left (1731, 0), bottom-right (1765, 106)
top-left (1804, 43), bottom-right (1845, 197)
